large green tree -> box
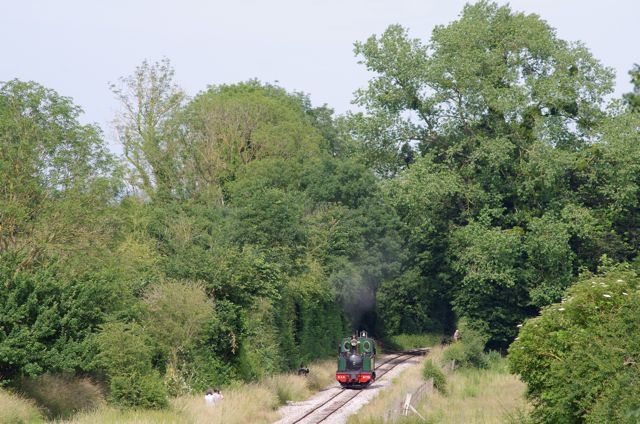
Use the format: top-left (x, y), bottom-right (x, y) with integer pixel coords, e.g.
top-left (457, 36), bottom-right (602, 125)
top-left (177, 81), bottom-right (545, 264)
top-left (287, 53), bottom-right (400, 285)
top-left (0, 80), bottom-right (122, 268)
top-left (0, 80), bottom-right (129, 384)
top-left (351, 1), bottom-right (620, 346)
top-left (179, 80), bottom-right (325, 204)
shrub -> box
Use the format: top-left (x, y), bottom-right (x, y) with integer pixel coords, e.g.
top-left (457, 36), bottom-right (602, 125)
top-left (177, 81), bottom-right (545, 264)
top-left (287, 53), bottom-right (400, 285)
top-left (18, 373), bottom-right (103, 419)
top-left (442, 324), bottom-right (488, 369)
top-left (388, 333), bottom-right (443, 351)
top-left (509, 264), bottom-right (640, 423)
top-left (108, 371), bottom-right (168, 409)
top-left (91, 322), bottom-right (168, 408)
top-left (422, 359), bottom-right (447, 394)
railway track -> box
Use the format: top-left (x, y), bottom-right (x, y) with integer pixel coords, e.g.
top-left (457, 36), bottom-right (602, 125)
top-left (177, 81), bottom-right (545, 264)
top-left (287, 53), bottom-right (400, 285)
top-left (275, 349), bottom-right (428, 424)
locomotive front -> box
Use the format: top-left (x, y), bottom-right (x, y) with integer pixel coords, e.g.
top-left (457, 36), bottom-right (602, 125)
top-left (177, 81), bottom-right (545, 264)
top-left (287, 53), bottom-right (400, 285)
top-left (336, 331), bottom-right (376, 388)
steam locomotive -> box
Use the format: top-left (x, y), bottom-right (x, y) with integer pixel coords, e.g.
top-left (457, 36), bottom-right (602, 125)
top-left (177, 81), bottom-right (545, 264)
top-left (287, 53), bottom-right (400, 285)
top-left (335, 331), bottom-right (376, 388)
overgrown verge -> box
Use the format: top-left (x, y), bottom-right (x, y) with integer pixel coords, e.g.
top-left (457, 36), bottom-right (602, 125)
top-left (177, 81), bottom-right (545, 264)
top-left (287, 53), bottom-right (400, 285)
top-left (347, 339), bottom-right (530, 424)
top-left (0, 388), bottom-right (44, 424)
top-left (2, 359), bottom-right (336, 423)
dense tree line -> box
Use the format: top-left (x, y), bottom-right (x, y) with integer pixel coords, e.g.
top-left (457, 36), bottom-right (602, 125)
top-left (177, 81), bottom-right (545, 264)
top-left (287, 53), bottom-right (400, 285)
top-left (1, 1), bottom-right (638, 417)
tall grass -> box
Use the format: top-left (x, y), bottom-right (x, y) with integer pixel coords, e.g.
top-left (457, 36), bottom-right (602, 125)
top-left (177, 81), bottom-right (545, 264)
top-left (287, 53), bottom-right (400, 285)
top-left (386, 334), bottom-right (442, 351)
top-left (419, 364), bottom-right (530, 424)
top-left (39, 359), bottom-right (338, 423)
top-left (0, 388), bottom-right (44, 423)
top-left (347, 345), bottom-right (531, 424)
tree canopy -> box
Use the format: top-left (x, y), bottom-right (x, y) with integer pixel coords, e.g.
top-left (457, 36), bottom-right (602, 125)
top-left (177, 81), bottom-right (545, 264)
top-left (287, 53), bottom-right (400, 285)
top-left (1, 1), bottom-right (639, 414)
top-left (349, 0), bottom-right (636, 348)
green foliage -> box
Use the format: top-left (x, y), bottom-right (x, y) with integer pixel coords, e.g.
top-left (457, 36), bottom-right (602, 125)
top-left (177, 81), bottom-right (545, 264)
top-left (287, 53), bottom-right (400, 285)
top-left (623, 64), bottom-right (640, 112)
top-left (377, 269), bottom-right (439, 335)
top-left (0, 255), bottom-right (133, 382)
top-left (180, 80), bottom-right (325, 203)
top-left (522, 213), bottom-right (574, 306)
top-left (0, 79), bottom-right (122, 269)
top-left (422, 359), bottom-right (447, 394)
top-left (92, 323), bottom-right (153, 376)
top-left (108, 371), bottom-right (168, 409)
top-left (235, 299), bottom-right (282, 381)
top-left (143, 280), bottom-right (213, 359)
top-left (450, 220), bottom-right (529, 348)
top-left (509, 263), bottom-right (640, 423)
top-left (349, 1), bottom-right (633, 349)
top-left (91, 322), bottom-right (168, 408)
top-left (110, 58), bottom-right (186, 199)
top-left (184, 347), bottom-right (237, 392)
top-left (442, 323), bottom-right (488, 369)
top-left (386, 334), bottom-right (442, 351)
top-left (142, 280), bottom-right (214, 395)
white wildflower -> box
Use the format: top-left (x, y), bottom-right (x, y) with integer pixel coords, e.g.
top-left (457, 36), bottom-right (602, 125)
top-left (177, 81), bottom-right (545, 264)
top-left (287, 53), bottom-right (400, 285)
top-left (603, 294), bottom-right (612, 298)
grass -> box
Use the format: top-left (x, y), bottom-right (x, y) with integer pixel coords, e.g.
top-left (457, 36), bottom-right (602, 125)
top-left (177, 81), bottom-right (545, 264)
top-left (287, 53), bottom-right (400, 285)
top-left (0, 359), bottom-right (337, 424)
top-left (386, 333), bottom-right (443, 351)
top-left (347, 344), bottom-right (531, 424)
top-left (0, 388), bottom-right (44, 423)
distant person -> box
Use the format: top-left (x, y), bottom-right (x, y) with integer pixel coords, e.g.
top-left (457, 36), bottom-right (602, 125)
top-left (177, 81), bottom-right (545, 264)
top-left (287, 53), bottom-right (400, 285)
top-left (453, 329), bottom-right (461, 342)
top-left (205, 388), bottom-right (215, 406)
top-left (205, 388), bottom-right (223, 405)
top-left (298, 363), bottom-right (309, 376)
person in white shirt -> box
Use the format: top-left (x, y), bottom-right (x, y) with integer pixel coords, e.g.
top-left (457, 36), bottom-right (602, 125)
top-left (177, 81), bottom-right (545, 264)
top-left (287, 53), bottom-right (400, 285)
top-left (205, 388), bottom-right (224, 406)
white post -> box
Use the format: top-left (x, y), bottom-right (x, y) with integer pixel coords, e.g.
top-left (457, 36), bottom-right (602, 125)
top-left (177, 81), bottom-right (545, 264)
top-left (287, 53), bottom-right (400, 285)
top-left (402, 393), bottom-right (413, 416)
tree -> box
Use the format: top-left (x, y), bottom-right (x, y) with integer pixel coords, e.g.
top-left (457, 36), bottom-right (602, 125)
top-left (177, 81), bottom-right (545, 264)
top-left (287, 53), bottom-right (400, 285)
top-left (111, 58), bottom-right (186, 199)
top-left (142, 280), bottom-right (214, 395)
top-left (623, 64), bottom-right (640, 112)
top-left (349, 1), bottom-right (619, 346)
top-left (353, 2), bottom-right (613, 167)
top-left (180, 80), bottom-right (324, 204)
top-left (0, 254), bottom-right (135, 383)
top-left (0, 80), bottom-right (122, 269)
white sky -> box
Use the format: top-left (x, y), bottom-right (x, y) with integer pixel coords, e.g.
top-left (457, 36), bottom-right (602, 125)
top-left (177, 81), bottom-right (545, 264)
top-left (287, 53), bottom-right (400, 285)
top-left (2, 0), bottom-right (638, 147)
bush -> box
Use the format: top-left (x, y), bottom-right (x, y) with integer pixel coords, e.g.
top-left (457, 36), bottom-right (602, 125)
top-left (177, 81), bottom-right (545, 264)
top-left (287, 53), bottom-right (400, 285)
top-left (509, 264), bottom-right (640, 423)
top-left (442, 324), bottom-right (488, 369)
top-left (422, 359), bottom-right (447, 394)
top-left (108, 371), bottom-right (168, 409)
top-left (91, 322), bottom-right (168, 408)
top-left (18, 373), bottom-right (103, 419)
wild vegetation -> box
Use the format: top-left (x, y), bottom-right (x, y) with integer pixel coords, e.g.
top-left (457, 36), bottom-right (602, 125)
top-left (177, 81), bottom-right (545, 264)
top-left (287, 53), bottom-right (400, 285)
top-left (347, 342), bottom-right (530, 424)
top-left (0, 359), bottom-right (337, 423)
top-left (1, 1), bottom-right (639, 422)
